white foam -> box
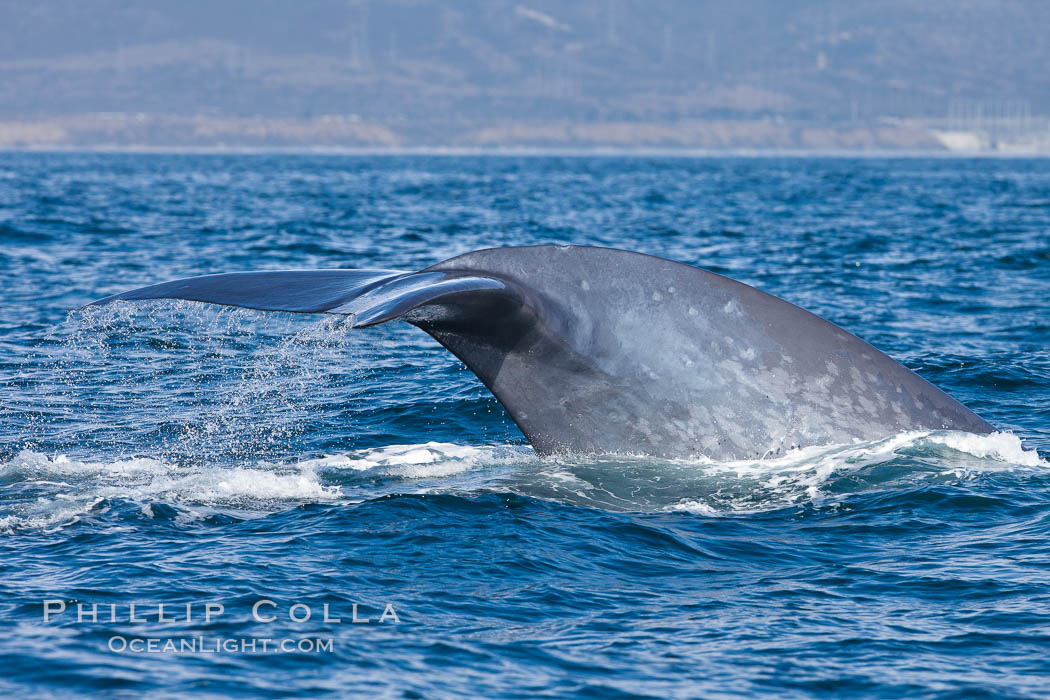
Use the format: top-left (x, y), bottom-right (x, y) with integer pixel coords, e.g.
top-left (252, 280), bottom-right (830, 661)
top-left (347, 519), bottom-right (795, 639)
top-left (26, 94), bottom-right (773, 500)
top-left (123, 466), bottom-right (339, 503)
top-left (0, 496), bottom-right (108, 533)
top-left (0, 449), bottom-right (340, 532)
top-left (666, 500), bottom-right (721, 516)
top-left (925, 430), bottom-right (1047, 468)
top-left (0, 432), bottom-right (1042, 529)
top-left (659, 430), bottom-right (1046, 515)
top-left (2, 449), bottom-right (338, 501)
top-left (681, 430), bottom-right (1043, 476)
top-left (1, 450), bottom-right (170, 479)
top-left (0, 442), bottom-right (539, 531)
top-left (304, 442), bottom-right (532, 478)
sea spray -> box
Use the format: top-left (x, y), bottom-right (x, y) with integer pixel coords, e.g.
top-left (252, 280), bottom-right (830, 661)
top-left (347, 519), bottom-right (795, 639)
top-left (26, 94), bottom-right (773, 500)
top-left (21, 302), bottom-right (370, 465)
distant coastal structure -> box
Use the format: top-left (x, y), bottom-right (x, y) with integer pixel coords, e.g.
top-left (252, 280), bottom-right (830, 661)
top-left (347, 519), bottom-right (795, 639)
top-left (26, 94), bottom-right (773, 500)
top-left (924, 100), bottom-right (1050, 153)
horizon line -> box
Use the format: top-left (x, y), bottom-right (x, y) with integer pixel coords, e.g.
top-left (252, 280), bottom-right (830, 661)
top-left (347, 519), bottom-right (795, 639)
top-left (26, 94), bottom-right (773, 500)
top-left (3, 145), bottom-right (1049, 158)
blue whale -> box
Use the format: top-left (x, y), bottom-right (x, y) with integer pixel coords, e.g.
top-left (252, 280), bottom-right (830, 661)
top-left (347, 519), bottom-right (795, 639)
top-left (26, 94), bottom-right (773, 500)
top-left (87, 245), bottom-right (993, 460)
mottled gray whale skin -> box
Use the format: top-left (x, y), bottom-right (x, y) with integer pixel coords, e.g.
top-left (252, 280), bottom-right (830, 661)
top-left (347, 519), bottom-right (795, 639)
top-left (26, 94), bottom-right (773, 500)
top-left (86, 245), bottom-right (993, 460)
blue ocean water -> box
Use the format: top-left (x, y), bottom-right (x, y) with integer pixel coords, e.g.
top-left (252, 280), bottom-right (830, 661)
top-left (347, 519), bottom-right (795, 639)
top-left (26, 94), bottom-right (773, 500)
top-left (1, 153), bottom-right (1048, 698)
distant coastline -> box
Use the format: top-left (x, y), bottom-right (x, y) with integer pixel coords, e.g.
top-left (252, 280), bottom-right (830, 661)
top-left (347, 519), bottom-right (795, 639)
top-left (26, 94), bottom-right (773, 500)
top-left (4, 113), bottom-right (1050, 155)
top-left (5, 146), bottom-right (1050, 158)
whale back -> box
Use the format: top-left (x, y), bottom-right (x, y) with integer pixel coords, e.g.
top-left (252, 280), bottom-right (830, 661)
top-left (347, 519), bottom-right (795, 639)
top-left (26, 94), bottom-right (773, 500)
top-left (86, 245), bottom-right (992, 459)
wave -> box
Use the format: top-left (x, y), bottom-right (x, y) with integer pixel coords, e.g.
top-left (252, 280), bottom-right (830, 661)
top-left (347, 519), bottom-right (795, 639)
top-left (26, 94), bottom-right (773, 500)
top-left (0, 431), bottom-right (1044, 532)
top-left (0, 450), bottom-right (340, 532)
top-left (664, 429), bottom-right (1046, 515)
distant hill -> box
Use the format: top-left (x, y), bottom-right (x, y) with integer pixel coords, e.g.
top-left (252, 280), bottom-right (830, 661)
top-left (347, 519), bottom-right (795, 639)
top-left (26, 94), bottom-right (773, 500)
top-left (1, 0), bottom-right (1048, 150)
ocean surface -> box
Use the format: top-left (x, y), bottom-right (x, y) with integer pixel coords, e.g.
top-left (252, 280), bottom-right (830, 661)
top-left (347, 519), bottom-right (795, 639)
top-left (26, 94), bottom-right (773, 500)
top-left (1, 153), bottom-right (1048, 698)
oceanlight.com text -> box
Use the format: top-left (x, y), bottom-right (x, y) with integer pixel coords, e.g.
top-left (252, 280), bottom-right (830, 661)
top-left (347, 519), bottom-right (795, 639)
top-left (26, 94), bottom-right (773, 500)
top-left (108, 636), bottom-right (335, 654)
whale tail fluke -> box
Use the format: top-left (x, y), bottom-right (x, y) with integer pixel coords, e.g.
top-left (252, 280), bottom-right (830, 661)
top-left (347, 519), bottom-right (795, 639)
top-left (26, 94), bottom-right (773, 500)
top-left (84, 245), bottom-right (993, 459)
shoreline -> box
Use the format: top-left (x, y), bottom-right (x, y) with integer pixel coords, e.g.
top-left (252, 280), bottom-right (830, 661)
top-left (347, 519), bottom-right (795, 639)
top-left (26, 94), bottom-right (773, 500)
top-left (3, 145), bottom-right (1050, 158)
